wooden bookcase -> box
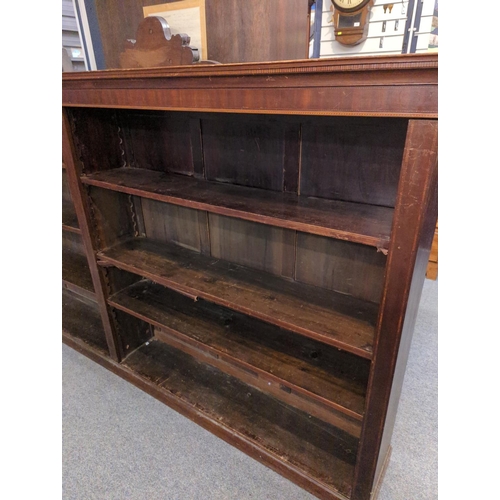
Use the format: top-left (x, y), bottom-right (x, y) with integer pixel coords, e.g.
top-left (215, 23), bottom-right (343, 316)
top-left (62, 54), bottom-right (438, 500)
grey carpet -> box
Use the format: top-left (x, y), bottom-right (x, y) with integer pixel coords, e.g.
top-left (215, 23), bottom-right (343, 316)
top-left (62, 279), bottom-right (437, 500)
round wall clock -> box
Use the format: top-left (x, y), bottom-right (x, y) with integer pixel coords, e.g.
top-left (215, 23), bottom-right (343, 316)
top-left (330, 0), bottom-right (374, 46)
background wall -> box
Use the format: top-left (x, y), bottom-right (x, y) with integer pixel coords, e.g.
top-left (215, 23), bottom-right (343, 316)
top-left (63, 0), bottom-right (85, 71)
top-left (76, 0), bottom-right (311, 69)
top-left (69, 0), bottom-right (438, 70)
top-left (316, 0), bottom-right (437, 58)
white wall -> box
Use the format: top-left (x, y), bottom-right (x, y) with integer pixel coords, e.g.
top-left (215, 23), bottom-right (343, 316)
top-left (63, 0), bottom-right (86, 71)
top-left (316, 0), bottom-right (436, 58)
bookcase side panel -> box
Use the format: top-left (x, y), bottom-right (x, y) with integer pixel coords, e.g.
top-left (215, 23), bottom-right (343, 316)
top-left (351, 120), bottom-right (438, 500)
top-left (62, 110), bottom-right (123, 361)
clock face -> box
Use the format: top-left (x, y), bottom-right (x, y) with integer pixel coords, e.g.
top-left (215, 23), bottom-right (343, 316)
top-left (332, 0), bottom-right (370, 12)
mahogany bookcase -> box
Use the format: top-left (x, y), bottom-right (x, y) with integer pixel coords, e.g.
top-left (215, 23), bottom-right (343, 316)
top-left (62, 53), bottom-right (438, 500)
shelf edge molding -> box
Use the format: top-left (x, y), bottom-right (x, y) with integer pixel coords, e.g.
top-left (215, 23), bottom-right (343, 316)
top-left (108, 279), bottom-right (368, 433)
top-left (98, 238), bottom-right (377, 359)
top-left (82, 168), bottom-right (393, 250)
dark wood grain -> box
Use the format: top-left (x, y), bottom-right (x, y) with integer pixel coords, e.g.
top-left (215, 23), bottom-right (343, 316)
top-left (300, 117), bottom-right (407, 207)
top-left (61, 231), bottom-right (90, 295)
top-left (112, 308), bottom-right (154, 358)
top-left (62, 288), bottom-right (108, 354)
top-left (351, 120), bottom-right (438, 500)
top-left (87, 186), bottom-right (137, 251)
top-left (62, 169), bottom-right (80, 232)
top-left (202, 115), bottom-right (285, 191)
top-left (98, 237), bottom-right (378, 358)
top-left (153, 328), bottom-right (362, 437)
top-left (90, 0), bottom-right (308, 69)
top-left (124, 338), bottom-right (357, 497)
top-left (62, 248), bottom-right (95, 297)
top-left (62, 226), bottom-right (86, 254)
top-left (141, 197), bottom-right (210, 254)
top-left (62, 323), bottom-right (352, 500)
top-left (190, 117), bottom-right (204, 178)
top-left (205, 0), bottom-right (309, 63)
top-left (116, 109), bottom-right (195, 176)
top-left (295, 233), bottom-right (387, 304)
top-left (283, 123), bottom-right (301, 193)
top-left (63, 111), bottom-right (122, 361)
top-left (81, 168), bottom-right (394, 249)
top-left (119, 16), bottom-right (196, 69)
top-left (62, 53), bottom-right (438, 85)
top-left (62, 198), bottom-right (80, 233)
top-left (63, 55), bottom-right (438, 118)
top-left (109, 279), bottom-right (369, 423)
top-left (62, 53), bottom-right (438, 500)
top-left (93, 0), bottom-right (143, 70)
top-left (68, 108), bottom-right (123, 175)
top-left (208, 214), bottom-right (295, 278)
top-left (102, 267), bottom-right (141, 296)
top-left (64, 85), bottom-right (437, 119)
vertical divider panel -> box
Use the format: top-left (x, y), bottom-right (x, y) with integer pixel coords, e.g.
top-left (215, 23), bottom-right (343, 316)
top-left (62, 110), bottom-right (123, 362)
top-left (351, 120), bottom-right (438, 500)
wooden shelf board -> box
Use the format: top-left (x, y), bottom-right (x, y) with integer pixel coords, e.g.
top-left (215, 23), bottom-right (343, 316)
top-left (109, 279), bottom-right (368, 429)
top-left (98, 238), bottom-right (377, 358)
top-left (62, 248), bottom-right (94, 297)
top-left (82, 168), bottom-right (393, 249)
top-left (62, 224), bottom-right (81, 235)
top-left (122, 338), bottom-right (357, 497)
top-left (62, 288), bottom-right (108, 355)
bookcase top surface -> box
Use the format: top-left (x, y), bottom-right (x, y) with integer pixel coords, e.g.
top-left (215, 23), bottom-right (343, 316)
top-left (63, 53), bottom-right (438, 118)
top-left (63, 53), bottom-right (437, 81)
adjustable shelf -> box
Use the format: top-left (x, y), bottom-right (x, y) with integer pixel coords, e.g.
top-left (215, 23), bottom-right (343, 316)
top-left (81, 168), bottom-right (393, 250)
top-left (98, 238), bottom-right (378, 359)
top-left (109, 279), bottom-right (369, 435)
top-left (121, 337), bottom-right (358, 498)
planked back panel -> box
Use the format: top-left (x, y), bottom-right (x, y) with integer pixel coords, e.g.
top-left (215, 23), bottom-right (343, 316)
top-left (75, 109), bottom-right (398, 304)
